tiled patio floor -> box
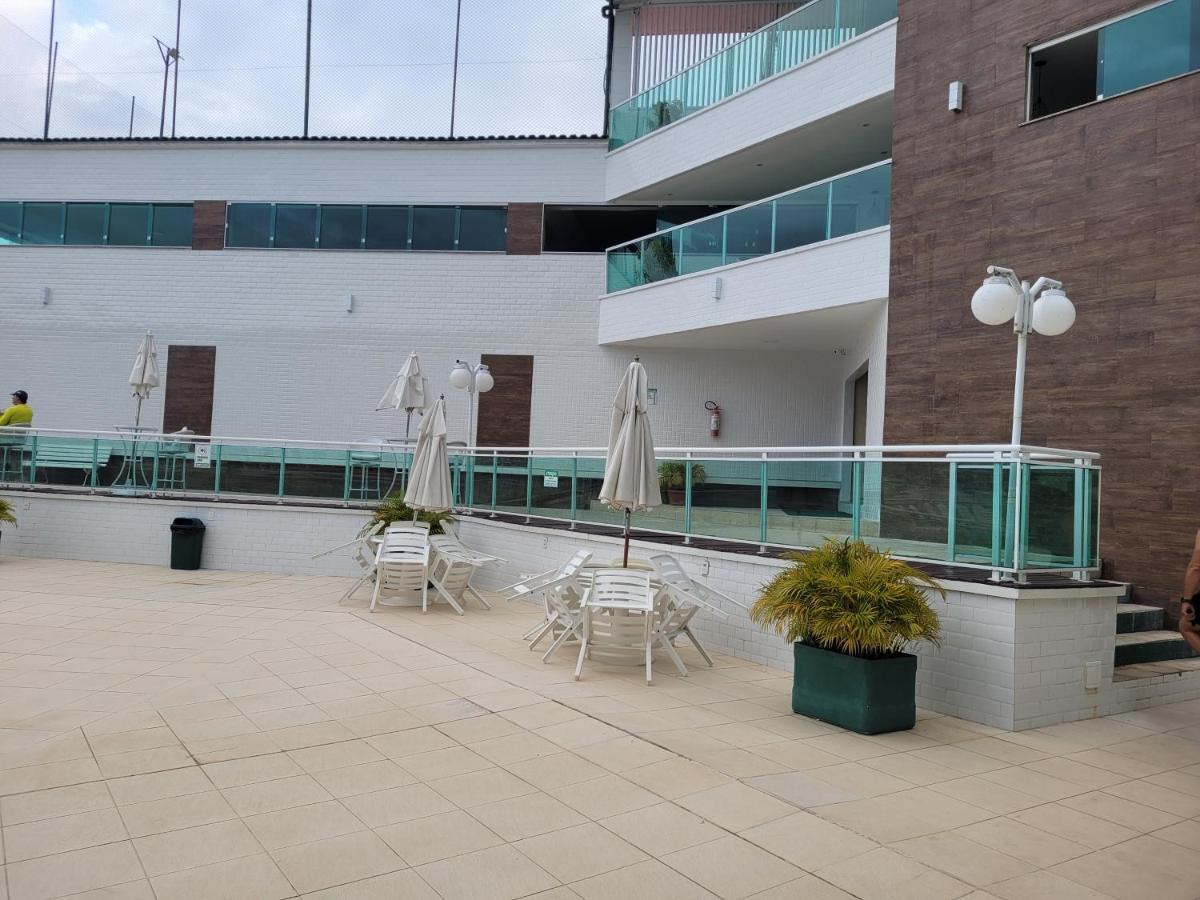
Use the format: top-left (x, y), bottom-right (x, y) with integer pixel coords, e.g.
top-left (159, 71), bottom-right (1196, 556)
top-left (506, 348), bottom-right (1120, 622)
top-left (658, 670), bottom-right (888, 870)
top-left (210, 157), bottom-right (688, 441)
top-left (0, 558), bottom-right (1197, 900)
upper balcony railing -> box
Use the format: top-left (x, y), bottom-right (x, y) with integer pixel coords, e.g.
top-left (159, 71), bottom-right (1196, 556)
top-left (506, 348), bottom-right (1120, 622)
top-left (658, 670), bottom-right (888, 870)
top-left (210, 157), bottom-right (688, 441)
top-left (605, 160), bottom-right (890, 294)
top-left (0, 427), bottom-right (1099, 580)
top-left (608, 0), bottom-right (898, 150)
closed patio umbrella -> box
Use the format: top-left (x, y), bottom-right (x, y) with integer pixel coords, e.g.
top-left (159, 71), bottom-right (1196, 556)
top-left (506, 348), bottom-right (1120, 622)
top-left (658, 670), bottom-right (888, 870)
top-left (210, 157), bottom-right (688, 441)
top-left (377, 352), bottom-right (429, 443)
top-left (404, 394), bottom-right (453, 519)
top-left (599, 358), bottom-right (661, 567)
top-left (128, 331), bottom-right (160, 429)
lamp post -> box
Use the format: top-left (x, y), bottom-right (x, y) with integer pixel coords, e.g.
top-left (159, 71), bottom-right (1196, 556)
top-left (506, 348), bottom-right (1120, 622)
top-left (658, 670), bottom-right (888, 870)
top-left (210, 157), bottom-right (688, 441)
top-left (971, 265), bottom-right (1076, 577)
top-left (449, 360), bottom-right (494, 448)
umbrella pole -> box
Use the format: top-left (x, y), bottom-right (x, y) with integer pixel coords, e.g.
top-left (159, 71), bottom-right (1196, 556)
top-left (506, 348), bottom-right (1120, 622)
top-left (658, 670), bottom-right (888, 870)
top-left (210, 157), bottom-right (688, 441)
top-left (623, 508), bottom-right (631, 568)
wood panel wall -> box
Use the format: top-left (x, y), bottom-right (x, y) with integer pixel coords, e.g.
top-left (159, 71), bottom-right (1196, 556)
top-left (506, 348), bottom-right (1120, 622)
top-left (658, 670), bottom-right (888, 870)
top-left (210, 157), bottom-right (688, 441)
top-left (886, 0), bottom-right (1200, 605)
top-left (191, 201), bottom-right (227, 250)
top-left (162, 346), bottom-right (217, 435)
top-left (475, 355), bottom-right (534, 448)
top-left (505, 203), bottom-right (543, 255)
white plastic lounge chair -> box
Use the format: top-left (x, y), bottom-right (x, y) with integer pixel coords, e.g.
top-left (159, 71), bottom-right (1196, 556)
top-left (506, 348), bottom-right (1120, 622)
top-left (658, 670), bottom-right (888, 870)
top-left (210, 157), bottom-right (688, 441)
top-left (576, 568), bottom-right (656, 684)
top-left (496, 550), bottom-right (592, 646)
top-left (649, 553), bottom-right (741, 670)
top-left (650, 553), bottom-right (746, 614)
top-left (337, 522), bottom-right (385, 603)
top-left (536, 576), bottom-right (588, 664)
top-left (427, 534), bottom-right (492, 615)
top-left (370, 527), bottom-right (430, 613)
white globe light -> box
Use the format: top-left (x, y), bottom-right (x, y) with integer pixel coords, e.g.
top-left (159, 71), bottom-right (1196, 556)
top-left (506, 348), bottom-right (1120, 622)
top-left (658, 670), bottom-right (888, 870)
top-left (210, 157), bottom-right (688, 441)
top-left (971, 275), bottom-right (1020, 326)
top-left (449, 363), bottom-right (471, 390)
top-left (1031, 288), bottom-right (1075, 336)
top-left (474, 366), bottom-right (494, 393)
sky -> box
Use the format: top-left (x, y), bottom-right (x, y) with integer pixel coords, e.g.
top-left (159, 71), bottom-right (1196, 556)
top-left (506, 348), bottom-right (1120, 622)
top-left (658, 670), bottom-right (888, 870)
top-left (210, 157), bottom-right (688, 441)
top-left (0, 0), bottom-right (609, 138)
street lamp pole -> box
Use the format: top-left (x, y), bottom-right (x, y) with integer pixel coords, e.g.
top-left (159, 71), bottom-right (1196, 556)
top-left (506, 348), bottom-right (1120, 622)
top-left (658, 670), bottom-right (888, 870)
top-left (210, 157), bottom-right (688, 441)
top-left (449, 360), bottom-right (494, 448)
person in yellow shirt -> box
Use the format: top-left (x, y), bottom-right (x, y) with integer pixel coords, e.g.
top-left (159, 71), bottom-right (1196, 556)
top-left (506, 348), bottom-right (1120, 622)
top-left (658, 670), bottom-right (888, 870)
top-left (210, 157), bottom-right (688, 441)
top-left (0, 391), bottom-right (33, 427)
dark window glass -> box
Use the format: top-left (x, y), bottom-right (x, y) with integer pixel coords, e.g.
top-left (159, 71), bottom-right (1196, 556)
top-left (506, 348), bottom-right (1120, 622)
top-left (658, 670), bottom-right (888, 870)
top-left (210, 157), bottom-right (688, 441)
top-left (274, 204), bottom-right (318, 249)
top-left (1029, 32), bottom-right (1099, 119)
top-left (226, 203), bottom-right (272, 247)
top-left (0, 203), bottom-right (20, 245)
top-left (108, 204), bottom-right (150, 246)
top-left (724, 201), bottom-right (773, 263)
top-left (543, 205), bottom-right (728, 252)
top-left (678, 218), bottom-right (723, 275)
top-left (151, 204), bottom-right (193, 246)
top-left (365, 206), bottom-right (409, 250)
top-left (21, 203), bottom-right (63, 244)
top-left (319, 205), bottom-right (363, 249)
top-left (830, 165), bottom-right (891, 238)
top-left (412, 206), bottom-right (456, 250)
top-left (774, 184), bottom-right (829, 250)
top-left (64, 203), bottom-right (106, 245)
top-left (457, 207), bottom-right (506, 251)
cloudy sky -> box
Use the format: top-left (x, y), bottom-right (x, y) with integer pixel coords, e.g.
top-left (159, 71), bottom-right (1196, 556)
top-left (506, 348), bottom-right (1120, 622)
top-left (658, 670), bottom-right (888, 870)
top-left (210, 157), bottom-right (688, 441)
top-left (0, 0), bottom-right (608, 138)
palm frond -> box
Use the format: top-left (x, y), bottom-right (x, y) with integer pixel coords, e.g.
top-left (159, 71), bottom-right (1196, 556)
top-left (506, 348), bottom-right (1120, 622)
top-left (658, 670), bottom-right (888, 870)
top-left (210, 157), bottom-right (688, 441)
top-left (0, 499), bottom-right (16, 528)
top-left (360, 494), bottom-right (447, 536)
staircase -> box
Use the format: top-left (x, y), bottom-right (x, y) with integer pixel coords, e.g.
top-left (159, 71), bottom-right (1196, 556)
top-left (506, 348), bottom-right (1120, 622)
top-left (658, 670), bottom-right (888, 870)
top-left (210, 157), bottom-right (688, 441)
top-left (1113, 600), bottom-right (1200, 681)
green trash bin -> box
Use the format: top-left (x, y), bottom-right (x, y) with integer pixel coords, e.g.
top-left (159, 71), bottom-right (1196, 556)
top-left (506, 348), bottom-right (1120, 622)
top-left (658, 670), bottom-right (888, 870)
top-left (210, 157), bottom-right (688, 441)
top-left (169, 517), bottom-right (205, 570)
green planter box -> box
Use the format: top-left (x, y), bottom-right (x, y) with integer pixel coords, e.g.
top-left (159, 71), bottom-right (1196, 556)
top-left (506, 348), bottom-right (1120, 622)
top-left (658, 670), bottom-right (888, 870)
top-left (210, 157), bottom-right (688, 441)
top-left (792, 642), bottom-right (917, 735)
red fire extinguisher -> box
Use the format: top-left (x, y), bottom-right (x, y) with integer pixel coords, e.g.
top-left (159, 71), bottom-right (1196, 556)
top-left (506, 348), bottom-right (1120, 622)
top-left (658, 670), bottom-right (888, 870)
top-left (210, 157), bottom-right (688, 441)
top-left (705, 400), bottom-right (721, 438)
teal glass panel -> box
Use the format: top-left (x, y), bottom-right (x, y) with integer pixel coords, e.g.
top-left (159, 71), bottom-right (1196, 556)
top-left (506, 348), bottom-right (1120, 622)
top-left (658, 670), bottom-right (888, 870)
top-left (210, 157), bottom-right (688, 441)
top-left (829, 165), bottom-right (891, 238)
top-left (0, 203), bottom-right (21, 244)
top-left (214, 444), bottom-right (284, 495)
top-left (274, 204), bottom-right (318, 249)
top-left (64, 204), bottom-right (106, 245)
top-left (1099, 0), bottom-right (1192, 98)
top-left (724, 201), bottom-right (773, 262)
top-left (774, 183), bottom-right (829, 250)
top-left (226, 203), bottom-right (271, 247)
top-left (21, 203), bottom-right (64, 244)
top-left (412, 206), bottom-right (456, 250)
top-left (318, 205), bottom-right (363, 249)
top-left (108, 204), bottom-right (150, 246)
top-left (606, 243), bottom-right (642, 292)
top-left (872, 462), bottom-right (950, 562)
top-left (775, 0), bottom-right (839, 72)
top-left (365, 206), bottom-right (409, 250)
top-left (458, 207), bottom-right (506, 251)
top-left (151, 204), bottom-right (192, 246)
top-left (952, 465), bottom-right (1005, 563)
top-left (288, 446), bottom-right (363, 500)
top-left (1022, 465), bottom-right (1078, 567)
top-left (642, 232), bottom-right (679, 282)
top-left (677, 218), bottom-right (723, 275)
top-left (839, 0), bottom-right (899, 37)
top-left (764, 458), bottom-right (851, 548)
top-left (688, 458), bottom-right (761, 543)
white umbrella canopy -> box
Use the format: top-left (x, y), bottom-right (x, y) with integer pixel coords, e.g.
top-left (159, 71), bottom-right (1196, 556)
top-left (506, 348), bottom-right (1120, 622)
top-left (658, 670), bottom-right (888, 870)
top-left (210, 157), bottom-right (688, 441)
top-left (377, 352), bottom-right (430, 442)
top-left (599, 359), bottom-right (661, 566)
top-left (128, 331), bottom-right (160, 429)
top-left (403, 395), bottom-right (453, 515)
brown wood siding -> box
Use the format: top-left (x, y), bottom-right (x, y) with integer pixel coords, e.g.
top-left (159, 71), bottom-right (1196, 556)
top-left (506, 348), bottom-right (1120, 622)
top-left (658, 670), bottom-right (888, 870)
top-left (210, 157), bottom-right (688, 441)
top-left (886, 0), bottom-right (1200, 602)
top-left (505, 203), bottom-right (543, 255)
top-left (191, 201), bottom-right (227, 250)
top-left (162, 346), bottom-right (216, 435)
top-left (475, 355), bottom-right (534, 447)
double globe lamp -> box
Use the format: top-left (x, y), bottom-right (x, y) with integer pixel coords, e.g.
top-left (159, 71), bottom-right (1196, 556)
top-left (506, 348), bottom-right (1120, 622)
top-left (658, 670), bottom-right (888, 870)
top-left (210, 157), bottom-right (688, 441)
top-left (449, 360), bottom-right (494, 448)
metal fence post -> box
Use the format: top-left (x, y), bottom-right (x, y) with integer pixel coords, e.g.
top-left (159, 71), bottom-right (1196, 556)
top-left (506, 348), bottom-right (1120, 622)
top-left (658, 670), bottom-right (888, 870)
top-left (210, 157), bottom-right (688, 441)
top-left (990, 457), bottom-right (1002, 579)
top-left (342, 450), bottom-right (352, 502)
top-left (946, 460), bottom-right (957, 562)
top-left (277, 447), bottom-right (286, 500)
top-left (684, 452), bottom-right (693, 545)
top-left (851, 452), bottom-right (863, 541)
top-left (570, 452), bottom-right (578, 529)
top-left (525, 453), bottom-right (534, 521)
top-left (490, 450), bottom-right (498, 517)
top-left (213, 444), bottom-right (222, 496)
top-left (90, 437), bottom-right (99, 492)
top-left (759, 453), bottom-right (769, 553)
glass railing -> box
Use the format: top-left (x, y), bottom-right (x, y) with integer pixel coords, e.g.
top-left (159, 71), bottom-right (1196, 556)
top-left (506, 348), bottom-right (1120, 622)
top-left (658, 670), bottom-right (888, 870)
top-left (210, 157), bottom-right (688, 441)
top-left (606, 161), bottom-right (890, 293)
top-left (609, 0), bottom-right (898, 149)
top-left (0, 428), bottom-right (1100, 578)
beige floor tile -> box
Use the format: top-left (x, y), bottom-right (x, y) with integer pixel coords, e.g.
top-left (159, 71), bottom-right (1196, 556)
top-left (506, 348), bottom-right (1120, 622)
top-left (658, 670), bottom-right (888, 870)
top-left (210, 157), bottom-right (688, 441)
top-left (267, 721), bottom-right (357, 752)
top-left (815, 794), bottom-right (942, 843)
top-left (469, 732), bottom-right (562, 765)
top-left (956, 738), bottom-right (1049, 765)
top-left (515, 822), bottom-right (646, 883)
top-left (504, 752), bottom-right (607, 790)
top-left (408, 699), bottom-right (488, 726)
top-left (550, 774), bottom-right (660, 819)
top-left (312, 759), bottom-right (415, 798)
top-left (221, 774), bottom-right (333, 816)
top-left (989, 870), bottom-right (1113, 900)
top-left (1105, 777), bottom-right (1200, 818)
top-left (742, 771), bottom-right (859, 808)
top-left (88, 727), bottom-right (181, 757)
top-left (806, 761), bottom-right (915, 798)
top-left (398, 746), bottom-right (492, 781)
top-left (750, 740), bottom-right (845, 772)
top-left (1022, 757), bottom-right (1127, 791)
top-left (271, 830), bottom-right (405, 894)
top-left (803, 732), bottom-right (892, 761)
top-left (0, 781), bottom-right (113, 826)
top-left (132, 819), bottom-right (261, 876)
top-left (244, 799), bottom-right (366, 850)
top-left (601, 801), bottom-right (724, 856)
top-left (929, 776), bottom-right (1044, 815)
top-left (1151, 819), bottom-right (1194, 849)
top-left (56, 879), bottom-right (157, 899)
top-left (149, 852), bottom-right (294, 900)
top-left (571, 735), bottom-right (675, 772)
top-left (816, 846), bottom-right (973, 900)
top-left (6, 841), bottom-right (145, 900)
top-left (911, 745), bottom-right (1009, 776)
top-left (1064, 748), bottom-right (1169, 779)
top-left (106, 767), bottom-right (212, 806)
top-left (742, 810), bottom-right (877, 871)
top-left (185, 732), bottom-right (283, 765)
top-left (436, 713), bottom-right (524, 744)
top-left (1052, 835), bottom-right (1196, 900)
top-left (96, 746), bottom-right (196, 779)
top-left (376, 809), bottom-right (503, 866)
top-left (470, 791), bottom-right (587, 840)
top-left (662, 835), bottom-right (804, 899)
top-left (955, 817), bottom-right (1090, 867)
top-left (537, 717), bottom-right (626, 750)
top-left (892, 832), bottom-right (1034, 886)
top-left (119, 791), bottom-right (238, 838)
top-left (366, 726), bottom-right (457, 759)
top-left (428, 766), bottom-right (537, 807)
top-left (865, 751), bottom-right (966, 786)
top-left (746, 875), bottom-right (858, 899)
top-left (3, 807), bottom-right (128, 862)
top-left (341, 782), bottom-right (456, 828)
top-left (339, 709), bottom-right (424, 738)
top-left (695, 748), bottom-right (792, 779)
top-left (416, 844), bottom-right (558, 900)
top-left (623, 758), bottom-right (732, 800)
top-left (573, 858), bottom-right (717, 900)
top-left (677, 782), bottom-right (796, 831)
top-left (1009, 802), bottom-right (1138, 850)
top-left (201, 753), bottom-right (303, 789)
top-left (0, 758), bottom-right (103, 796)
top-left (499, 702), bottom-right (583, 731)
top-left (300, 869), bottom-right (442, 899)
top-left (288, 740), bottom-right (383, 773)
top-left (1059, 790), bottom-right (1181, 833)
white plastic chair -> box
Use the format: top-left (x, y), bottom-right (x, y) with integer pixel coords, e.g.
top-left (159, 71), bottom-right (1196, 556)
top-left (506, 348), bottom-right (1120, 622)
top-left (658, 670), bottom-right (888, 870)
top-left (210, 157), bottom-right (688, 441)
top-left (336, 522), bottom-right (385, 603)
top-left (649, 553), bottom-right (741, 670)
top-left (496, 550), bottom-right (592, 646)
top-left (370, 527), bottom-right (430, 613)
top-left (427, 534), bottom-right (492, 615)
top-left (576, 569), bottom-right (656, 684)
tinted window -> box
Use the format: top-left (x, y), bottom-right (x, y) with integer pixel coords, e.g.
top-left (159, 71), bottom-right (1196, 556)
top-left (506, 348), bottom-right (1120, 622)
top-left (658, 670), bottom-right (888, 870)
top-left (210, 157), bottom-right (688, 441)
top-left (543, 205), bottom-right (730, 252)
top-left (109, 204), bottom-right (150, 245)
top-left (21, 203), bottom-right (63, 244)
top-left (365, 206), bottom-right (409, 250)
top-left (830, 165), bottom-right (891, 238)
top-left (1029, 32), bottom-right (1099, 118)
top-left (0, 203), bottom-right (20, 245)
top-left (412, 206), bottom-right (456, 250)
top-left (457, 207), bottom-right (506, 251)
top-left (151, 204), bottom-right (193, 246)
top-left (724, 202), bottom-right (773, 263)
top-left (775, 184), bottom-right (829, 251)
top-left (226, 203), bottom-right (272, 247)
top-left (319, 205), bottom-right (363, 249)
top-left (64, 203), bottom-right (106, 245)
top-left (274, 204), bottom-right (318, 249)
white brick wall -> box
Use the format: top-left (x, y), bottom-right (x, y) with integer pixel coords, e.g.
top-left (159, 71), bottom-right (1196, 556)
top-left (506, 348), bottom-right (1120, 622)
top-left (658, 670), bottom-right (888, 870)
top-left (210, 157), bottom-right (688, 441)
top-left (604, 22), bottom-right (896, 201)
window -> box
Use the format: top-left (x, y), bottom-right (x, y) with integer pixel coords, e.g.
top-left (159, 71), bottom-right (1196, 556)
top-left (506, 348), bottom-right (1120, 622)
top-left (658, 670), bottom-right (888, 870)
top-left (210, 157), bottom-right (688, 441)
top-left (365, 206), bottom-right (409, 250)
top-left (0, 202), bottom-right (192, 247)
top-left (273, 204), bottom-right (318, 249)
top-left (542, 205), bottom-right (732, 252)
top-left (1030, 0), bottom-right (1200, 120)
top-left (0, 203), bottom-right (22, 244)
top-left (226, 203), bottom-right (272, 247)
top-left (830, 164), bottom-right (891, 238)
top-left (64, 203), bottom-right (106, 245)
top-left (318, 206), bottom-right (363, 249)
top-left (411, 206), bottom-right (456, 250)
top-left (109, 204), bottom-right (150, 245)
top-left (457, 207), bottom-right (507, 251)
top-left (21, 203), bottom-right (64, 244)
top-left (151, 204), bottom-right (192, 246)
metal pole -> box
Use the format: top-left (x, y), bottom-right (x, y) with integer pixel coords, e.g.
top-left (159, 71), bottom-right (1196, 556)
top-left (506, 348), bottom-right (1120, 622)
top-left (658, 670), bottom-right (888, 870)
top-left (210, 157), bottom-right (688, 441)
top-left (42, 0), bottom-right (56, 138)
top-left (129, 96), bottom-right (136, 137)
top-left (1010, 284), bottom-right (1030, 447)
top-left (449, 0), bottom-right (463, 137)
top-left (170, 0), bottom-right (182, 137)
top-left (45, 42), bottom-right (58, 137)
top-left (158, 40), bottom-right (170, 137)
top-left (303, 0), bottom-right (313, 137)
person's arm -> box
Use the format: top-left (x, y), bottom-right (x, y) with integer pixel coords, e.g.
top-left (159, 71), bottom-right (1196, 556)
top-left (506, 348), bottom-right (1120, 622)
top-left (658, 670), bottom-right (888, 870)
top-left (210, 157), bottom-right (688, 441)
top-left (0, 408), bottom-right (12, 427)
top-left (1184, 530), bottom-right (1200, 601)
top-left (1181, 600), bottom-right (1200, 654)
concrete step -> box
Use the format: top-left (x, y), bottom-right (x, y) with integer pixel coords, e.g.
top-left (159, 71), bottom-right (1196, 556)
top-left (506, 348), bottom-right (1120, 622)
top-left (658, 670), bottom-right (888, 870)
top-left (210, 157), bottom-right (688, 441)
top-left (1115, 603), bottom-right (1164, 634)
top-left (1113, 656), bottom-right (1200, 682)
top-left (1114, 630), bottom-right (1200, 667)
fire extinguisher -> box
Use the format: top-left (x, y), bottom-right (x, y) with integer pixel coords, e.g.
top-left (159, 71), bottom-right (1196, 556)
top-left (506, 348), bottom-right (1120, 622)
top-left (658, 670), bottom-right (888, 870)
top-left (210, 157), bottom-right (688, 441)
top-left (705, 400), bottom-right (721, 438)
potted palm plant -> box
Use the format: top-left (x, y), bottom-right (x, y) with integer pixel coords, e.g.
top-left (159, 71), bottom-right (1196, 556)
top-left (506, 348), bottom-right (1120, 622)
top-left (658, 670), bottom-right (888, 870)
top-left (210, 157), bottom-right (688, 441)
top-left (658, 461), bottom-right (706, 506)
top-left (360, 493), bottom-right (448, 537)
top-left (0, 498), bottom-right (15, 555)
top-left (751, 538), bottom-right (942, 734)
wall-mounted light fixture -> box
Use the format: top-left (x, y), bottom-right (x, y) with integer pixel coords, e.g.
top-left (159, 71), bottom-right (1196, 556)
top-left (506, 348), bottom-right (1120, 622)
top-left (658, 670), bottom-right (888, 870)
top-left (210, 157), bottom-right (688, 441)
top-left (949, 81), bottom-right (965, 112)
top-left (40, 287), bottom-right (51, 305)
top-left (712, 277), bottom-right (723, 301)
top-left (344, 293), bottom-right (354, 314)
